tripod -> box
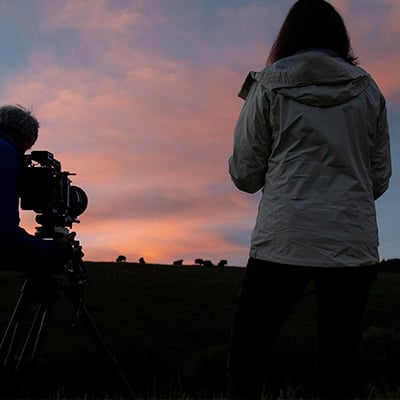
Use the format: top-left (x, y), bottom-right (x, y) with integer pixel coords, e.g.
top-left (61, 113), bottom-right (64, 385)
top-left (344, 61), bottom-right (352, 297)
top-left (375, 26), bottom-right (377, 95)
top-left (0, 236), bottom-right (135, 399)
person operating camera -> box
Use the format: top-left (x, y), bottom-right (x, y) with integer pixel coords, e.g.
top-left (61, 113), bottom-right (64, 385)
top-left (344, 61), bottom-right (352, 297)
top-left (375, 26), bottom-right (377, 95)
top-left (0, 104), bottom-right (75, 271)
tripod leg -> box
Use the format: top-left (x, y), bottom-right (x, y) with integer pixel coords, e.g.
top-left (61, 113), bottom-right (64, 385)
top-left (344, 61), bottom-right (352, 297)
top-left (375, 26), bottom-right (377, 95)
top-left (0, 279), bottom-right (31, 370)
top-left (0, 277), bottom-right (57, 399)
top-left (0, 279), bottom-right (33, 398)
top-left (65, 290), bottom-right (135, 399)
top-left (80, 305), bottom-right (135, 399)
top-left (15, 293), bottom-right (54, 371)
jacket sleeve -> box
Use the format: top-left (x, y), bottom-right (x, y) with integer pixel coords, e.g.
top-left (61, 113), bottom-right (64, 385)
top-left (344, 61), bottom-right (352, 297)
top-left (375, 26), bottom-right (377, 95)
top-left (372, 97), bottom-right (391, 199)
top-left (229, 79), bottom-right (272, 193)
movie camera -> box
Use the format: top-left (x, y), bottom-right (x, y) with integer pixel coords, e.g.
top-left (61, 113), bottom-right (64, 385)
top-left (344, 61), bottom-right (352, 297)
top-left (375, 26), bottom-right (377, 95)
top-left (20, 150), bottom-right (88, 238)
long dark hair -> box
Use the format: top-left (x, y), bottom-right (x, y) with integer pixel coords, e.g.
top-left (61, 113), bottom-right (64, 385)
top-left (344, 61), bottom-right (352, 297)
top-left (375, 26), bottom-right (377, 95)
top-left (267, 0), bottom-right (357, 65)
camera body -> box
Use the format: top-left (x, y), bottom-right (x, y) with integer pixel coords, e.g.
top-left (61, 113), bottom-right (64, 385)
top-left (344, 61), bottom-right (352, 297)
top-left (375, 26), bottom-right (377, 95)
top-left (20, 151), bottom-right (88, 238)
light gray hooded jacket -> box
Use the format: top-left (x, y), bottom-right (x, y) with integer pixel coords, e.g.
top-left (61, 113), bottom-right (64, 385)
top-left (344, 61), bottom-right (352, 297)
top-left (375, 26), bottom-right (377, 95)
top-left (229, 50), bottom-right (391, 267)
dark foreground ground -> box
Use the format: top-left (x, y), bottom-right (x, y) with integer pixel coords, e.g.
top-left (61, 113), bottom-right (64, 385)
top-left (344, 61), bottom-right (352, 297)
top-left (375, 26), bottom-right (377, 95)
top-left (0, 262), bottom-right (400, 399)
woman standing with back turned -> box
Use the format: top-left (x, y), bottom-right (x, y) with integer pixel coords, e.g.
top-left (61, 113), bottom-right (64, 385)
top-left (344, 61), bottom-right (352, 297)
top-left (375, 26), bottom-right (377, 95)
top-left (227, 0), bottom-right (391, 399)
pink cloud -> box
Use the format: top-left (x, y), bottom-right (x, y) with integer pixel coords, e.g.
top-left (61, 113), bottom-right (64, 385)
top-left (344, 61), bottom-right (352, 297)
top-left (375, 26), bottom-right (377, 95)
top-left (40, 0), bottom-right (147, 35)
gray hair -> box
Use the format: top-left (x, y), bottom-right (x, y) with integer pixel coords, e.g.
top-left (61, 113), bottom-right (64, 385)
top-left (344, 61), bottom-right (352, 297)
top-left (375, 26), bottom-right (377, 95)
top-left (0, 105), bottom-right (39, 145)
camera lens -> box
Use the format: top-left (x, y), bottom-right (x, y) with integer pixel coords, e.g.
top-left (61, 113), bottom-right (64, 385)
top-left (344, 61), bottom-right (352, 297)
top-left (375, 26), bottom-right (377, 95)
top-left (69, 186), bottom-right (88, 218)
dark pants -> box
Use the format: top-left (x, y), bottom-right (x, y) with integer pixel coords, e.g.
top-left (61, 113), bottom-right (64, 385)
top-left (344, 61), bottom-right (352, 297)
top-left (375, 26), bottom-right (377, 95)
top-left (226, 258), bottom-right (378, 400)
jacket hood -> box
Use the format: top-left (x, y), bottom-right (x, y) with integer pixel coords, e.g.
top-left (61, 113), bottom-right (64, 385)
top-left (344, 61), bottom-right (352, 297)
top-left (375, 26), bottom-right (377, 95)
top-left (239, 51), bottom-right (371, 107)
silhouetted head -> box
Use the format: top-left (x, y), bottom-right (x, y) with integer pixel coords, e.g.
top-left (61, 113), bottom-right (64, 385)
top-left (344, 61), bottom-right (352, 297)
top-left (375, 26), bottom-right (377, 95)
top-left (267, 0), bottom-right (357, 65)
top-left (0, 105), bottom-right (40, 153)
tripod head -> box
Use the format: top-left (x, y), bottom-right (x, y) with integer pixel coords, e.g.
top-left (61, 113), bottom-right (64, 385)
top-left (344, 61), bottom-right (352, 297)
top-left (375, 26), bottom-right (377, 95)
top-left (42, 229), bottom-right (88, 291)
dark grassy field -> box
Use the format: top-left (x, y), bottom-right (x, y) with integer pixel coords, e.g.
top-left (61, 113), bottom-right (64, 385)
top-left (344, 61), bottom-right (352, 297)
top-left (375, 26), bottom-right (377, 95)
top-left (0, 262), bottom-right (400, 399)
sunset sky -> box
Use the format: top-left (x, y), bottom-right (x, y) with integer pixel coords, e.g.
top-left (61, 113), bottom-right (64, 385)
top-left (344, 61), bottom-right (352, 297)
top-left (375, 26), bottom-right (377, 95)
top-left (3, 0), bottom-right (399, 266)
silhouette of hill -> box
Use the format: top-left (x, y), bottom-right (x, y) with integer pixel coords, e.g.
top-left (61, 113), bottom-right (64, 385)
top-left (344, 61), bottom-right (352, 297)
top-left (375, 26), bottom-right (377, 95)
top-left (0, 261), bottom-right (399, 399)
